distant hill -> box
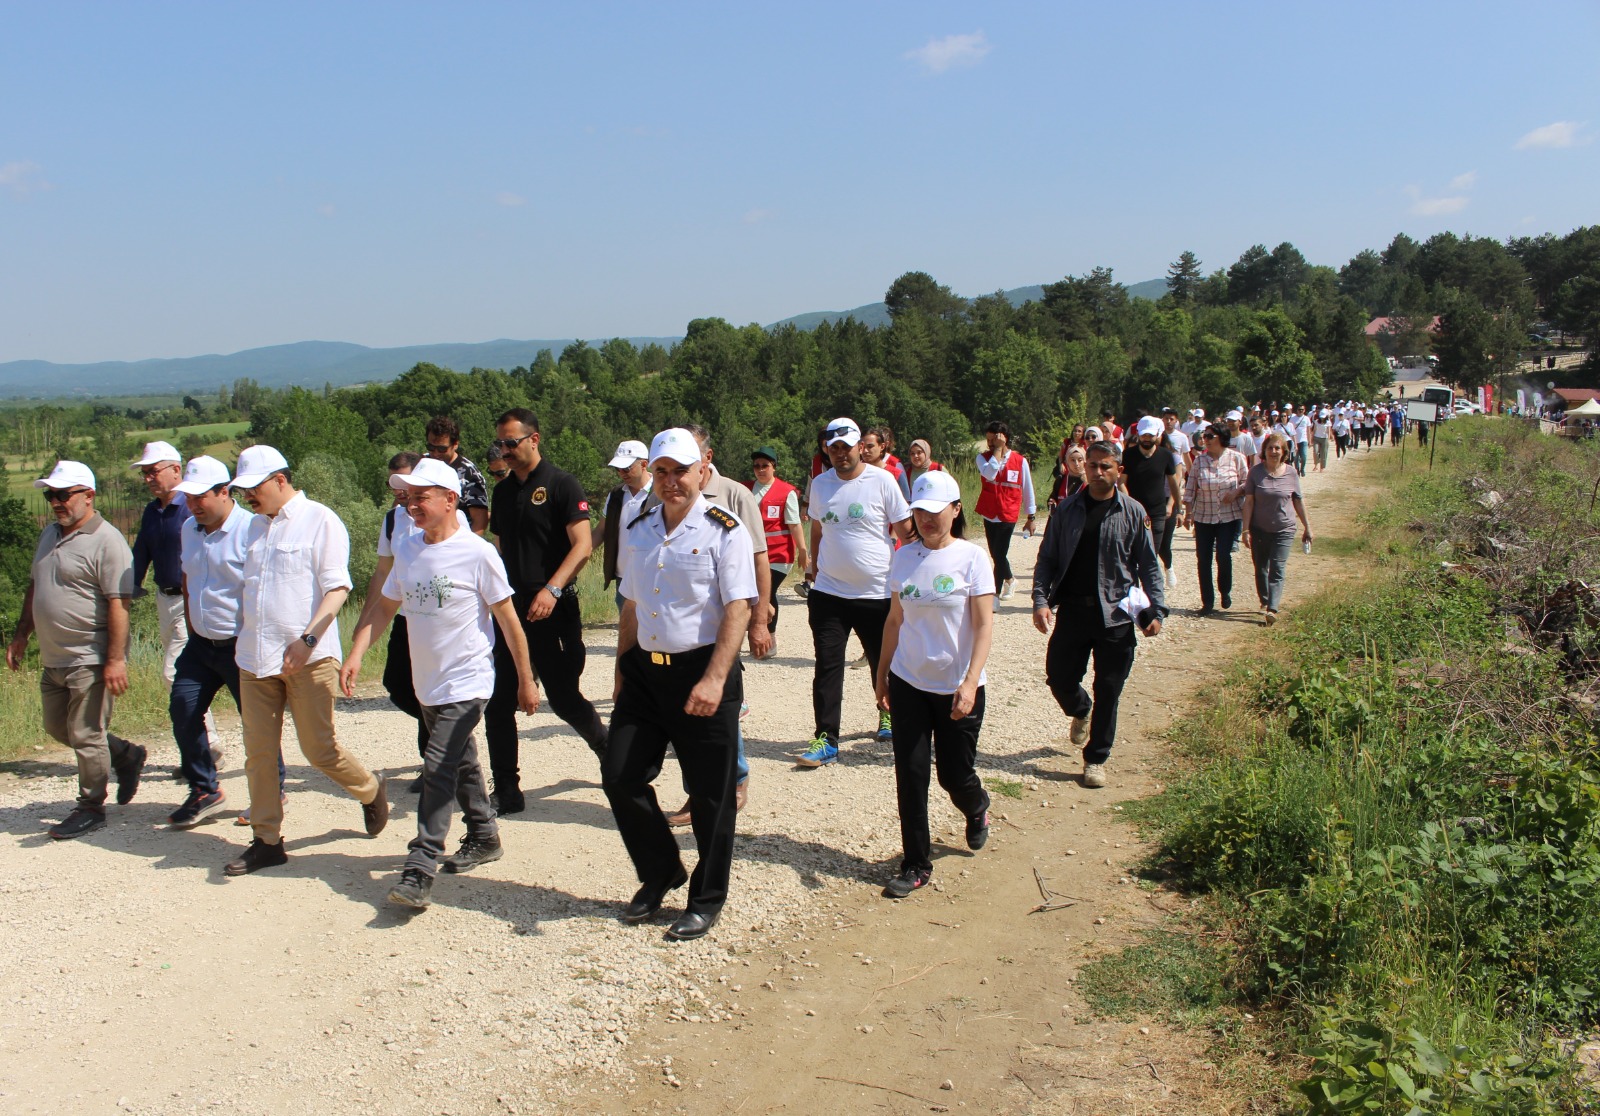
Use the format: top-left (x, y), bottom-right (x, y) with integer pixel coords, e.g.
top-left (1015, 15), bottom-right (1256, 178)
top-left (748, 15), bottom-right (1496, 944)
top-left (1, 276), bottom-right (1165, 399)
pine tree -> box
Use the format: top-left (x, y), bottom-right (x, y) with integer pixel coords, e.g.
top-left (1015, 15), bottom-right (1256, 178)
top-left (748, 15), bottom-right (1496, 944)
top-left (1167, 251), bottom-right (1203, 303)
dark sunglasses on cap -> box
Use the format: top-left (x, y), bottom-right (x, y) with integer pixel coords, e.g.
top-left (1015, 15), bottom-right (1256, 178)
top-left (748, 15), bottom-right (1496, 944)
top-left (825, 426), bottom-right (855, 440)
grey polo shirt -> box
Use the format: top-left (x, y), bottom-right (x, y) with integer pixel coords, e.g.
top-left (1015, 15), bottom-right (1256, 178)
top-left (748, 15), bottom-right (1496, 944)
top-left (30, 513), bottom-right (135, 669)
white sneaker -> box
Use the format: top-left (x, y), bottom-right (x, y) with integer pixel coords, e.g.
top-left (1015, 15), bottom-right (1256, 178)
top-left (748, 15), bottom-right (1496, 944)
top-left (1165, 568), bottom-right (1176, 590)
top-left (999, 579), bottom-right (1015, 600)
top-left (1069, 716), bottom-right (1089, 747)
top-left (1082, 763), bottom-right (1108, 789)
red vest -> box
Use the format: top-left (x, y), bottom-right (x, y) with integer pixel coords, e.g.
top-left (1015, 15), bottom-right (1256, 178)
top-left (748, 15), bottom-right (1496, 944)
top-left (744, 477), bottom-right (798, 564)
top-left (975, 450), bottom-right (1025, 521)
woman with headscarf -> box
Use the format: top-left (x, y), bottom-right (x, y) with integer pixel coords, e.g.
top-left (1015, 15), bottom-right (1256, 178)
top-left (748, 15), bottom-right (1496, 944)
top-left (1242, 432), bottom-right (1313, 625)
top-left (1049, 444), bottom-right (1087, 507)
top-left (1181, 422), bottom-right (1249, 614)
top-left (904, 439), bottom-right (944, 488)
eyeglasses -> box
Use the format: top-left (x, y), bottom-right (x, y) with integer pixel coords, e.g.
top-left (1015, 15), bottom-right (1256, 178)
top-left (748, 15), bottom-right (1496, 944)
top-left (44, 488), bottom-right (89, 503)
top-left (493, 433), bottom-right (533, 452)
top-left (139, 464), bottom-right (178, 478)
top-left (424, 443), bottom-right (454, 456)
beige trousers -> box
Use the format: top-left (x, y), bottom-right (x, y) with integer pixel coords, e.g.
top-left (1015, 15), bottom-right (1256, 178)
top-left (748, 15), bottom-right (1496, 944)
top-left (41, 664), bottom-right (136, 810)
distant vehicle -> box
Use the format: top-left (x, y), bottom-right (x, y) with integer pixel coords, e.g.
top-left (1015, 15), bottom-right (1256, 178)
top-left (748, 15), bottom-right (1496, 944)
top-left (1454, 399), bottom-right (1483, 415)
top-left (1418, 385), bottom-right (1455, 418)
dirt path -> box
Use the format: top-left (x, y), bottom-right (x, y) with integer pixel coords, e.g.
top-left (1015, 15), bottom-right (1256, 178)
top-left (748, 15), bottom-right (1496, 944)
top-left (0, 446), bottom-right (1393, 1116)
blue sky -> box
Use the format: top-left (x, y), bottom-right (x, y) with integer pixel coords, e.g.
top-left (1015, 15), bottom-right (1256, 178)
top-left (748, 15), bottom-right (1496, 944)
top-left (2, 1), bottom-right (1596, 364)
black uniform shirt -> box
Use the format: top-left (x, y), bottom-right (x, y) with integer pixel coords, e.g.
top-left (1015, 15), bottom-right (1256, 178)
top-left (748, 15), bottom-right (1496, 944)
top-left (489, 457), bottom-right (590, 604)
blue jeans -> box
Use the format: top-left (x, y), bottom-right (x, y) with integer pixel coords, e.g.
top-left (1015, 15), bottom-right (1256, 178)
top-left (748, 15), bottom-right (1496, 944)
top-left (1193, 520), bottom-right (1241, 610)
top-left (170, 636), bottom-right (285, 795)
top-left (1250, 528), bottom-right (1295, 612)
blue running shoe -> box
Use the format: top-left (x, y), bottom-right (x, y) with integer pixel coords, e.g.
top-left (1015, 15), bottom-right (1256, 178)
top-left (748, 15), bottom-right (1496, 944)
top-left (877, 712), bottom-right (893, 742)
top-left (796, 736), bottom-right (838, 768)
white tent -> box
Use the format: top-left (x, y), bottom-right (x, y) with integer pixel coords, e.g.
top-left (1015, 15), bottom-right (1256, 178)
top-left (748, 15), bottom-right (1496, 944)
top-left (1565, 398), bottom-right (1600, 417)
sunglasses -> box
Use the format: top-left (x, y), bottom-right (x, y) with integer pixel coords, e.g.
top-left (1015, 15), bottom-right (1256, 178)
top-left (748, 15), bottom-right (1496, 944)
top-left (824, 427), bottom-right (855, 440)
top-left (424, 443), bottom-right (454, 455)
top-left (488, 468), bottom-right (510, 480)
top-left (44, 488), bottom-right (89, 503)
top-left (493, 433), bottom-right (533, 452)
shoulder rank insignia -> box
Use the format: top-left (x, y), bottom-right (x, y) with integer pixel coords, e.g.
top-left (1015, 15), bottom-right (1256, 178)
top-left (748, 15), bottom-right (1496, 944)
top-left (705, 506), bottom-right (738, 531)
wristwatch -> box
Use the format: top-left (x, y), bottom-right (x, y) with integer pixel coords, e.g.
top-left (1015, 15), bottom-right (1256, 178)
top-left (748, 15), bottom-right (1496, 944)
top-left (300, 633), bottom-right (318, 649)
top-left (545, 584), bottom-right (563, 599)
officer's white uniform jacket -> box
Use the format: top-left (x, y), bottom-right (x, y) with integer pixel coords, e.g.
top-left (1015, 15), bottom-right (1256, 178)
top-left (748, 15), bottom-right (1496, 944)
top-left (620, 495), bottom-right (757, 654)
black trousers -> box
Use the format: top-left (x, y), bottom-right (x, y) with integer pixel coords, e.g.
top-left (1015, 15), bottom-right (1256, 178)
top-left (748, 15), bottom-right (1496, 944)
top-left (807, 589), bottom-right (890, 742)
top-left (1157, 513), bottom-right (1177, 571)
top-left (602, 645), bottom-right (741, 916)
top-left (983, 518), bottom-right (1015, 584)
top-left (381, 615), bottom-right (429, 758)
top-left (1045, 596), bottom-right (1137, 765)
top-left (768, 567), bottom-right (789, 632)
top-left (486, 593), bottom-right (606, 790)
top-left (889, 672), bottom-right (988, 873)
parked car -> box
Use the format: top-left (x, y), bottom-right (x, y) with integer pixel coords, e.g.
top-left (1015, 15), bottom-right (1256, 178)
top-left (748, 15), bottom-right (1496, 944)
top-left (1454, 399), bottom-right (1484, 415)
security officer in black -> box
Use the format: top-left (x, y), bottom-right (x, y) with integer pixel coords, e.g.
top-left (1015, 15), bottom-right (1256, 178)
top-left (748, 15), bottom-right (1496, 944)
top-left (486, 407), bottom-right (608, 814)
top-left (604, 428), bottom-right (757, 941)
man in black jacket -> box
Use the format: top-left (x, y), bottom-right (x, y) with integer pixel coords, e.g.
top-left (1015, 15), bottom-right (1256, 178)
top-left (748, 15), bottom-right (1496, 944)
top-left (1031, 441), bottom-right (1166, 788)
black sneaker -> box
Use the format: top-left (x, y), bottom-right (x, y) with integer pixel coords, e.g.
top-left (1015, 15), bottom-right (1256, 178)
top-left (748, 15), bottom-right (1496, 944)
top-left (388, 868), bottom-right (433, 909)
top-left (442, 835), bottom-right (503, 874)
top-left (406, 775), bottom-right (424, 794)
top-left (224, 837), bottom-right (287, 876)
top-left (168, 789), bottom-right (227, 829)
top-left (492, 786), bottom-right (525, 816)
top-left (362, 776), bottom-right (389, 837)
top-left (966, 809), bottom-right (991, 851)
top-left (114, 744), bottom-right (148, 806)
top-left (49, 808), bottom-right (106, 840)
top-left (883, 867), bottom-right (931, 899)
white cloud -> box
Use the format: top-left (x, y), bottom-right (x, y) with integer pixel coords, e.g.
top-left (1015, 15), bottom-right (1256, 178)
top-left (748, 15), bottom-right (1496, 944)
top-left (0, 160), bottom-right (53, 198)
top-left (316, 203), bottom-right (336, 217)
top-left (905, 31), bottom-right (990, 74)
top-left (1411, 195), bottom-right (1468, 216)
top-left (741, 208), bottom-right (775, 225)
top-left (1514, 121), bottom-right (1588, 150)
top-left (1448, 170), bottom-right (1477, 191)
top-left (495, 191), bottom-right (526, 207)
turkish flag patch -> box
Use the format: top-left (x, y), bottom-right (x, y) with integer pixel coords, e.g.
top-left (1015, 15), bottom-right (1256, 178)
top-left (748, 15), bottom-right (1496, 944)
top-left (578, 500), bottom-right (590, 512)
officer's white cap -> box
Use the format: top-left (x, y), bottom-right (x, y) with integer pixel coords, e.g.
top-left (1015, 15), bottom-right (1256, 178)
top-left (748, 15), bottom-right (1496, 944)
top-left (1135, 416), bottom-right (1164, 438)
top-left (823, 418), bottom-right (861, 447)
top-left (607, 439), bottom-right (650, 468)
top-left (909, 469), bottom-right (962, 512)
top-left (388, 456), bottom-right (462, 495)
top-left (174, 456), bottom-right (232, 494)
top-left (34, 460), bottom-right (96, 491)
top-left (649, 428), bottom-right (702, 467)
top-left (232, 445), bottom-right (290, 489)
top-left (132, 440), bottom-right (182, 467)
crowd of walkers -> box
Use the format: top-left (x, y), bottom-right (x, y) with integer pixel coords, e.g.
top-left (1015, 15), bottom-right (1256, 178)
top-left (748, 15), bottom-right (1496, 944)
top-left (8, 395), bottom-right (1390, 925)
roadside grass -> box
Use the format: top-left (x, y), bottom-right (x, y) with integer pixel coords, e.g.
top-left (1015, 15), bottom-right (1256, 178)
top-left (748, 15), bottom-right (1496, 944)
top-left (984, 776), bottom-right (1025, 800)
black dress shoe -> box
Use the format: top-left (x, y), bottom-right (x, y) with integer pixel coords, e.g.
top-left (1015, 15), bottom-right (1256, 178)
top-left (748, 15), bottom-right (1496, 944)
top-left (224, 837), bottom-right (288, 876)
top-left (666, 910), bottom-right (719, 941)
top-left (622, 867), bottom-right (688, 924)
top-left (115, 744), bottom-right (148, 806)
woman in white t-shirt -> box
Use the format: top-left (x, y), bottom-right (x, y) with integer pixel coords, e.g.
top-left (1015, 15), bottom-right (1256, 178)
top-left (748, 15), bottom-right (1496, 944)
top-left (873, 471), bottom-right (995, 899)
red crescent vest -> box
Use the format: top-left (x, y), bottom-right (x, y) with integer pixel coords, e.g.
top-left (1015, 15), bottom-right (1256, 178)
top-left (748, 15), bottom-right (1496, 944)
top-left (744, 476), bottom-right (798, 564)
top-left (975, 449), bottom-right (1025, 521)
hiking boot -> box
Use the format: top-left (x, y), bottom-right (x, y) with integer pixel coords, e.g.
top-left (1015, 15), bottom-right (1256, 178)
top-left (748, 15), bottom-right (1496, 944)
top-left (114, 744), bottom-right (148, 806)
top-left (883, 867), bottom-right (931, 899)
top-left (168, 789), bottom-right (226, 829)
top-left (1069, 716), bottom-right (1090, 747)
top-left (442, 835), bottom-right (503, 874)
top-left (362, 777), bottom-right (389, 837)
top-left (877, 712), bottom-right (893, 742)
top-left (387, 868), bottom-right (433, 909)
top-left (224, 837), bottom-right (287, 876)
top-left (1082, 763), bottom-right (1108, 789)
top-left (492, 785), bottom-right (525, 816)
top-left (796, 736), bottom-right (838, 768)
top-left (49, 808), bottom-right (106, 840)
top-left (966, 809), bottom-right (991, 851)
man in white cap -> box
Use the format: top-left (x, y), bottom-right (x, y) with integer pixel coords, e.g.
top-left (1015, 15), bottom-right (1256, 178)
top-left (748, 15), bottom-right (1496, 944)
top-left (6, 462), bottom-right (143, 838)
top-left (603, 428), bottom-right (756, 941)
top-left (598, 439), bottom-right (651, 607)
top-left (1180, 408), bottom-right (1206, 449)
top-left (342, 457), bottom-right (540, 909)
top-left (167, 455), bottom-right (286, 827)
top-left (1120, 416), bottom-right (1182, 590)
top-left (1225, 410), bottom-right (1257, 467)
top-left (222, 445), bottom-right (388, 876)
top-left (797, 417), bottom-right (913, 768)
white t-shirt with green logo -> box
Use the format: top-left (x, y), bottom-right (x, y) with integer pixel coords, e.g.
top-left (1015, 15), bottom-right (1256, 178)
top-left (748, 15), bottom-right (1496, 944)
top-left (383, 527), bottom-right (514, 706)
top-left (809, 466), bottom-right (911, 599)
top-left (887, 538), bottom-right (995, 694)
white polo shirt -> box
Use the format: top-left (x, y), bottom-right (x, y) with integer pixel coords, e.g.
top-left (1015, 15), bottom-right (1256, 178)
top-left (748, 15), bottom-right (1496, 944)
top-left (619, 497), bottom-right (757, 653)
top-left (180, 504), bottom-right (255, 640)
top-left (236, 491), bottom-right (353, 677)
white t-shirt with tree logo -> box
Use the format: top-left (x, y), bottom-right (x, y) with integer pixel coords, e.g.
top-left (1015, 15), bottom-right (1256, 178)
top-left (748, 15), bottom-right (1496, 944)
top-left (382, 527), bottom-right (513, 706)
top-left (887, 539), bottom-right (994, 694)
top-left (808, 466), bottom-right (911, 600)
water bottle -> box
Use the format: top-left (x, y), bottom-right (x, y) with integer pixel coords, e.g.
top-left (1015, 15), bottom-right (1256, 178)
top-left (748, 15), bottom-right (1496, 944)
top-left (1302, 538), bottom-right (1311, 555)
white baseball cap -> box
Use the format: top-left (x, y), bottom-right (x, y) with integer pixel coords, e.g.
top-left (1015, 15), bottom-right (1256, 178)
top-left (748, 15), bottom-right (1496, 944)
top-left (607, 439), bottom-right (649, 468)
top-left (232, 445), bottom-right (290, 489)
top-left (388, 456), bottom-right (461, 495)
top-left (649, 428), bottom-right (702, 467)
top-left (132, 440), bottom-right (182, 467)
top-left (1135, 416), bottom-right (1164, 438)
top-left (823, 418), bottom-right (861, 447)
top-left (175, 455), bottom-right (232, 495)
top-left (909, 469), bottom-right (962, 511)
top-left (1225, 409), bottom-right (1244, 421)
top-left (34, 460), bottom-right (96, 492)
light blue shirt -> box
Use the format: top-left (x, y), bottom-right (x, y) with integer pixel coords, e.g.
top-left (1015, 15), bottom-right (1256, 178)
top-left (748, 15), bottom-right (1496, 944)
top-left (179, 503), bottom-right (255, 640)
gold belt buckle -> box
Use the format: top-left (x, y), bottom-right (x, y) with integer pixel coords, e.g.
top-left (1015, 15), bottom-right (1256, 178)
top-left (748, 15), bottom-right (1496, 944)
top-left (650, 651), bottom-right (670, 666)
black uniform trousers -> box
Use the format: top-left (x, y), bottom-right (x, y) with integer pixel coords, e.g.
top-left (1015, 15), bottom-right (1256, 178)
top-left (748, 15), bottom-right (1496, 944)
top-left (1045, 595), bottom-right (1137, 766)
top-left (381, 615), bottom-right (429, 758)
top-left (807, 589), bottom-right (890, 743)
top-left (983, 518), bottom-right (1016, 584)
top-left (486, 592), bottom-right (606, 791)
top-left (602, 645), bottom-right (741, 916)
top-left (889, 672), bottom-right (989, 874)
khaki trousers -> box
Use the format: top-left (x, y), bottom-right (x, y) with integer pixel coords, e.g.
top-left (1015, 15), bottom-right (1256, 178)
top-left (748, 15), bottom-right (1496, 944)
top-left (41, 664), bottom-right (135, 810)
top-left (239, 658), bottom-right (379, 845)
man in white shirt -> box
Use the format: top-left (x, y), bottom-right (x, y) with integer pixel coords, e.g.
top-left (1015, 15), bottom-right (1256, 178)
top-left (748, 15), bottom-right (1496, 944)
top-left (223, 445), bottom-right (389, 876)
top-left (343, 458), bottom-right (540, 909)
top-left (798, 418), bottom-right (913, 767)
